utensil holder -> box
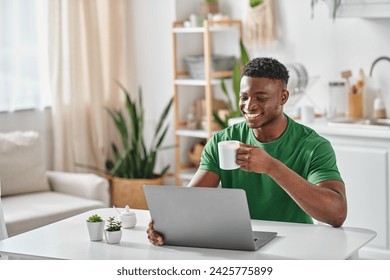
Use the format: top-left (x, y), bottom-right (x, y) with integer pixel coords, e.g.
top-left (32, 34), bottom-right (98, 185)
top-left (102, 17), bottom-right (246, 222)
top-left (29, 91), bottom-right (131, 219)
top-left (348, 92), bottom-right (363, 118)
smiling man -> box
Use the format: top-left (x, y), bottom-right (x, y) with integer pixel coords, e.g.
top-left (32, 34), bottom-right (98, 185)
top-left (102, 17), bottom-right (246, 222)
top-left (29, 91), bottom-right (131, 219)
top-left (147, 57), bottom-right (347, 246)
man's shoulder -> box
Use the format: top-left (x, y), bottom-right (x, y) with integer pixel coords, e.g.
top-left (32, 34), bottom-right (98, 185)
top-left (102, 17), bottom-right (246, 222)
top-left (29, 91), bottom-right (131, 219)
top-left (288, 117), bottom-right (330, 145)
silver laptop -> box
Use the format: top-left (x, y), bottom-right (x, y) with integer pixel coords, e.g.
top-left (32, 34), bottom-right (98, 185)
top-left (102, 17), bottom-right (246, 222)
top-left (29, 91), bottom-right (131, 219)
top-left (144, 186), bottom-right (277, 251)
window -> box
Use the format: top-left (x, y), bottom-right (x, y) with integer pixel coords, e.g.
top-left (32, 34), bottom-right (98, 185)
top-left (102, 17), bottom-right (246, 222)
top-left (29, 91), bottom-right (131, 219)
top-left (0, 0), bottom-right (50, 112)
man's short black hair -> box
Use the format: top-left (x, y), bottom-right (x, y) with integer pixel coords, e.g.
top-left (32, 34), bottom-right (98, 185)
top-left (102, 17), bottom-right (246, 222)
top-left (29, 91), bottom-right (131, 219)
top-left (242, 57), bottom-right (289, 88)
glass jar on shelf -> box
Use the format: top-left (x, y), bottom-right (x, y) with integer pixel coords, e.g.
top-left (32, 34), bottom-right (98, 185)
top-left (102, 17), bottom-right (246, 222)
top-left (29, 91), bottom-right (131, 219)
top-left (328, 81), bottom-right (347, 120)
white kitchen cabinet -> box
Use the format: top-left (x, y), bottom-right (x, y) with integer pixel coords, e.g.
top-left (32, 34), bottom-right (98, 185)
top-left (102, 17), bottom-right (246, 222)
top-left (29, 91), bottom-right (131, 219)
top-left (333, 145), bottom-right (389, 254)
top-left (333, 0), bottom-right (390, 18)
top-left (313, 125), bottom-right (390, 259)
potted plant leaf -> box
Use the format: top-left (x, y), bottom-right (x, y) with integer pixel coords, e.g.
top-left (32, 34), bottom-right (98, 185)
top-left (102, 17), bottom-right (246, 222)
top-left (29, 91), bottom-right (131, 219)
top-left (213, 40), bottom-right (250, 129)
top-left (105, 83), bottom-right (174, 210)
top-left (104, 216), bottom-right (122, 244)
top-left (86, 214), bottom-right (104, 242)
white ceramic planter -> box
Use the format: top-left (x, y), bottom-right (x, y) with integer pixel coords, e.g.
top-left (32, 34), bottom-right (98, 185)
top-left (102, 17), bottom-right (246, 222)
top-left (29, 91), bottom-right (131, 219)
top-left (86, 221), bottom-right (104, 241)
top-left (104, 230), bottom-right (122, 244)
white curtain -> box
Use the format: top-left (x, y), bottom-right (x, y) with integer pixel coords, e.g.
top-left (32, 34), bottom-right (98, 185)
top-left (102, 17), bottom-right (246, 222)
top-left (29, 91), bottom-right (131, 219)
top-left (0, 0), bottom-right (50, 112)
top-left (49, 0), bottom-right (131, 172)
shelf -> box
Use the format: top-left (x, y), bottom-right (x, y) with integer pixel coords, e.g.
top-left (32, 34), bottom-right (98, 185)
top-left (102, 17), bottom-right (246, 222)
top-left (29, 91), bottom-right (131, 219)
top-left (174, 77), bottom-right (224, 86)
top-left (172, 19), bottom-right (242, 185)
top-left (173, 24), bottom-right (239, 34)
top-left (176, 129), bottom-right (208, 138)
top-left (335, 0), bottom-right (390, 18)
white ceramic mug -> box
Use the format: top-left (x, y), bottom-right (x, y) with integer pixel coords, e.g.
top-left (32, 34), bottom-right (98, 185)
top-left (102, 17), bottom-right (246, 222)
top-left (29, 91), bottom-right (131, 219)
top-left (218, 140), bottom-right (240, 170)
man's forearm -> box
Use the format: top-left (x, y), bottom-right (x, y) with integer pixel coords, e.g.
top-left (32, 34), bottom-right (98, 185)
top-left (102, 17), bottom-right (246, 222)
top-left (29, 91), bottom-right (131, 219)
top-left (267, 158), bottom-right (347, 227)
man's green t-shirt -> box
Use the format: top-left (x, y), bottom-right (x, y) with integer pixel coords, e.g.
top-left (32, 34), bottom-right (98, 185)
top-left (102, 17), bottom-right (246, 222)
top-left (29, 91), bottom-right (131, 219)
top-left (199, 115), bottom-right (343, 224)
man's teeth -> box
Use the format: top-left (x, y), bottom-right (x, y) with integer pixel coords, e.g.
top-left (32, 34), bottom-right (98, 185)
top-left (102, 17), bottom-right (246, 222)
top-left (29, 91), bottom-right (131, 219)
top-left (246, 113), bottom-right (260, 118)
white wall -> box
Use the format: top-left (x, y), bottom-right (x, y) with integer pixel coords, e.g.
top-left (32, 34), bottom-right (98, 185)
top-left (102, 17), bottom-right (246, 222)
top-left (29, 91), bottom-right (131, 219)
top-left (126, 0), bottom-right (390, 172)
top-left (265, 0), bottom-right (390, 117)
top-left (128, 0), bottom-right (390, 171)
top-left (3, 0), bottom-right (390, 174)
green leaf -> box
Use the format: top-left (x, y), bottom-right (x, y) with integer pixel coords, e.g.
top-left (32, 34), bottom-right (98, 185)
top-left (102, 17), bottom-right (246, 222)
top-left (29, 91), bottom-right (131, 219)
top-left (157, 165), bottom-right (170, 177)
top-left (155, 125), bottom-right (170, 150)
top-left (250, 0), bottom-right (263, 8)
top-left (213, 111), bottom-right (228, 129)
top-left (106, 109), bottom-right (129, 151)
top-left (152, 97), bottom-right (173, 147)
top-left (106, 82), bottom-right (174, 179)
top-left (220, 79), bottom-right (234, 112)
top-left (240, 40), bottom-right (250, 65)
top-left (232, 62), bottom-right (242, 111)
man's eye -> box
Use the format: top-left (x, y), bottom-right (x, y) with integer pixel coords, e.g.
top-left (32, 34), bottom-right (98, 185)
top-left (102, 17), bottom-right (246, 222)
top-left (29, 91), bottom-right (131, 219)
top-left (240, 96), bottom-right (248, 101)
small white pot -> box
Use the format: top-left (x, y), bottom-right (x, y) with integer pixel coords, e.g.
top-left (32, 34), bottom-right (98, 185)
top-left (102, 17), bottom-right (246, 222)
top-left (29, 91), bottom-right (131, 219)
top-left (118, 205), bottom-right (137, 229)
top-left (86, 221), bottom-right (105, 241)
top-left (104, 230), bottom-right (122, 244)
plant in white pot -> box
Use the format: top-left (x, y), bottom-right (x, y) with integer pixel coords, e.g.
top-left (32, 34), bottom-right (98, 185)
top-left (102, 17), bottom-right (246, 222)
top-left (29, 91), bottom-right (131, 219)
top-left (104, 216), bottom-right (122, 244)
top-left (86, 214), bottom-right (104, 242)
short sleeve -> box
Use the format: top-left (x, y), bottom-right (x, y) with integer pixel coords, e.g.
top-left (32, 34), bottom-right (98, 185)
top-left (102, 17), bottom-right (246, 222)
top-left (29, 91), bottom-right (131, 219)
top-left (307, 140), bottom-right (344, 185)
top-left (199, 134), bottom-right (220, 175)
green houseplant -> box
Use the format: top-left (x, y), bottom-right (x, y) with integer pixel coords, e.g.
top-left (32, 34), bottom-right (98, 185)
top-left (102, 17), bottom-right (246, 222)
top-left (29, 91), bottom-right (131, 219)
top-left (106, 83), bottom-right (173, 209)
top-left (86, 214), bottom-right (104, 242)
top-left (104, 216), bottom-right (122, 244)
top-left (213, 40), bottom-right (250, 129)
top-left (105, 216), bottom-right (122, 232)
top-left (87, 214), bottom-right (103, 223)
top-left (106, 83), bottom-right (173, 179)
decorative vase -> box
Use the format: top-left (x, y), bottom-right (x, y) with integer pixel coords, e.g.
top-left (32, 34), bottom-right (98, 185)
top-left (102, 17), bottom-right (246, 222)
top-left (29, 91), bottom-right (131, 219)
top-left (200, 2), bottom-right (219, 16)
top-left (86, 221), bottom-right (105, 241)
top-left (109, 177), bottom-right (163, 209)
top-left (104, 230), bottom-right (122, 244)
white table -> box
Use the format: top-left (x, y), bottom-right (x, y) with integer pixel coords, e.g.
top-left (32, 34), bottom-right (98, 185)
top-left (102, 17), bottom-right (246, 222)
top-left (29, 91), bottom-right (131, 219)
top-left (0, 208), bottom-right (376, 260)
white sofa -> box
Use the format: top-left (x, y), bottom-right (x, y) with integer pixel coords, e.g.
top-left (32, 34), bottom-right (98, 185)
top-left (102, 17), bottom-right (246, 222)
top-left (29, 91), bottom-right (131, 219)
top-left (0, 131), bottom-right (110, 237)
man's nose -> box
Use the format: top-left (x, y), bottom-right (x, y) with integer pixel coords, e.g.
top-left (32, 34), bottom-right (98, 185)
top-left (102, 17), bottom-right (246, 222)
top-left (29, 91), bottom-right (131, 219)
top-left (245, 98), bottom-right (257, 111)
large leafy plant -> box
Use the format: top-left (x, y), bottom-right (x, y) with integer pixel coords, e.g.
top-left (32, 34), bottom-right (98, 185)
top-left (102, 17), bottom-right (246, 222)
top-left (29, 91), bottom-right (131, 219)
top-left (105, 83), bottom-right (173, 179)
top-left (213, 40), bottom-right (250, 129)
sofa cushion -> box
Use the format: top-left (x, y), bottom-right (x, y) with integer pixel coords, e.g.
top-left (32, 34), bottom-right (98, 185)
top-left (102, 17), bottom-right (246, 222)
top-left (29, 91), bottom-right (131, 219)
top-left (2, 191), bottom-right (106, 237)
top-left (0, 131), bottom-right (50, 196)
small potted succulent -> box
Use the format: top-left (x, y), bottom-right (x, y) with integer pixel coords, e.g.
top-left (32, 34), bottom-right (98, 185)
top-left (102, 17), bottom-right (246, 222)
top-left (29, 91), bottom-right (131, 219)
top-left (86, 214), bottom-right (104, 241)
top-left (104, 216), bottom-right (122, 244)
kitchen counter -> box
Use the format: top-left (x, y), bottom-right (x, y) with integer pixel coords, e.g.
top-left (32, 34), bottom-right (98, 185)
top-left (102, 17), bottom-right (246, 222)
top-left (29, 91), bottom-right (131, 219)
top-left (301, 117), bottom-right (390, 259)
top-left (302, 118), bottom-right (390, 140)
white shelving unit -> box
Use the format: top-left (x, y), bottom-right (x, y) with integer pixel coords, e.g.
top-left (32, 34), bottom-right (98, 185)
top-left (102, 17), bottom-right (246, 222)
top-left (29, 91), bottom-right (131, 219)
top-left (172, 19), bottom-right (242, 185)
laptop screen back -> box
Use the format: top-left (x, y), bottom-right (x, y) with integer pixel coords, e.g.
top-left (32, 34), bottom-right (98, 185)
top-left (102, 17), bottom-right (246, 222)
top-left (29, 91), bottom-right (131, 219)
top-left (144, 186), bottom-right (258, 251)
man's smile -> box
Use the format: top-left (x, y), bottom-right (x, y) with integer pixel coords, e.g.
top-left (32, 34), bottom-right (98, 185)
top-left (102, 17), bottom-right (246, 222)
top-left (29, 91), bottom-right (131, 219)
top-left (244, 112), bottom-right (262, 121)
top-left (246, 113), bottom-right (261, 118)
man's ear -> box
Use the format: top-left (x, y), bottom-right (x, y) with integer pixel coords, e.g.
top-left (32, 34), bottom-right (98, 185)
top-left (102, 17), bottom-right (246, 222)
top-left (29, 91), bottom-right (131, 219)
top-left (281, 89), bottom-right (289, 105)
